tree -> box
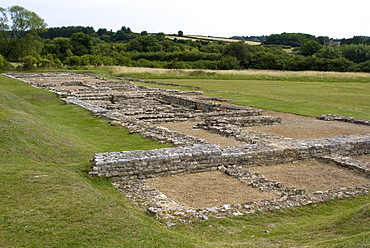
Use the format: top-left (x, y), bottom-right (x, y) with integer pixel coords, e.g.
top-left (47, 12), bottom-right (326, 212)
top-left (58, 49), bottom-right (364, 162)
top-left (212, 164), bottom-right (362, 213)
top-left (178, 30), bottom-right (183, 37)
top-left (316, 45), bottom-right (342, 59)
top-left (342, 44), bottom-right (370, 63)
top-left (69, 32), bottom-right (93, 56)
top-left (223, 41), bottom-right (255, 68)
top-left (0, 5), bottom-right (47, 59)
top-left (43, 37), bottom-right (72, 61)
top-left (300, 40), bottom-right (322, 56)
top-left (264, 33), bottom-right (316, 47)
top-left (0, 54), bottom-right (6, 67)
top-left (10, 32), bottom-right (44, 60)
top-left (127, 36), bottom-right (160, 52)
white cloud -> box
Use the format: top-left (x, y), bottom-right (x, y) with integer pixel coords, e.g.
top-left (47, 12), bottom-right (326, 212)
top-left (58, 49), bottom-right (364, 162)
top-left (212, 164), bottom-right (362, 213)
top-left (1, 0), bottom-right (369, 38)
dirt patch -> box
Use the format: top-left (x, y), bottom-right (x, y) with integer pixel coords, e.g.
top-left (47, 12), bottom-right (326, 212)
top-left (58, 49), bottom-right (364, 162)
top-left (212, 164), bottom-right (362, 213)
top-left (145, 170), bottom-right (277, 209)
top-left (153, 111), bottom-right (370, 209)
top-left (159, 121), bottom-right (246, 146)
top-left (160, 111), bottom-right (370, 146)
top-left (145, 161), bottom-right (370, 209)
top-left (246, 110), bottom-right (370, 139)
top-left (356, 155), bottom-right (370, 163)
top-left (247, 160), bottom-right (370, 194)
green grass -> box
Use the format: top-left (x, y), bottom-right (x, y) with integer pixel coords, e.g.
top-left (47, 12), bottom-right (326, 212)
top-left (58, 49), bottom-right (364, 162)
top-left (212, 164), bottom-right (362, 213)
top-left (1, 72), bottom-right (370, 247)
top-left (135, 79), bottom-right (370, 120)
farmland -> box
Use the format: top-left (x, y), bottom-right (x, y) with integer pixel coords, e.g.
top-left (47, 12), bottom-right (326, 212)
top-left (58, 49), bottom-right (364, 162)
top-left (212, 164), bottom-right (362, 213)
top-left (166, 34), bottom-right (261, 45)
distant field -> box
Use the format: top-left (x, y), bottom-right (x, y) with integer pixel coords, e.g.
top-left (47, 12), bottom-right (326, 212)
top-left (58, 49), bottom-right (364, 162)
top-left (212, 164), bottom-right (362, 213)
top-left (111, 66), bottom-right (370, 120)
top-left (166, 35), bottom-right (261, 45)
top-left (111, 66), bottom-right (370, 80)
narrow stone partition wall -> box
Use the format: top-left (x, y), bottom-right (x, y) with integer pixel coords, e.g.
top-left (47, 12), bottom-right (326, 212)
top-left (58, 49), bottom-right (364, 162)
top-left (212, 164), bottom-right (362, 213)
top-left (317, 114), bottom-right (370, 126)
top-left (90, 133), bottom-right (370, 181)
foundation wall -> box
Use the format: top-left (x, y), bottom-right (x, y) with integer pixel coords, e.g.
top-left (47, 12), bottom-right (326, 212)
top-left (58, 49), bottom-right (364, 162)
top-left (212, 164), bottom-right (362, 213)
top-left (90, 133), bottom-right (370, 181)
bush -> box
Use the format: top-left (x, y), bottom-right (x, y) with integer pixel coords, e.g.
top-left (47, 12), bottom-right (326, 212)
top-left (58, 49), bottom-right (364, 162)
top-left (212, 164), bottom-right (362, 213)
top-left (218, 56), bottom-right (241, 70)
top-left (134, 59), bottom-right (163, 68)
top-left (20, 55), bottom-right (38, 69)
top-left (64, 56), bottom-right (81, 66)
top-left (358, 60), bottom-right (370, 72)
top-left (342, 44), bottom-right (370, 63)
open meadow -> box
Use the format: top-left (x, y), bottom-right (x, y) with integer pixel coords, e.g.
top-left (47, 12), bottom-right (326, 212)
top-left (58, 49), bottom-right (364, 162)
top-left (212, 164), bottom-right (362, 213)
top-left (1, 68), bottom-right (370, 247)
top-left (112, 66), bottom-right (370, 120)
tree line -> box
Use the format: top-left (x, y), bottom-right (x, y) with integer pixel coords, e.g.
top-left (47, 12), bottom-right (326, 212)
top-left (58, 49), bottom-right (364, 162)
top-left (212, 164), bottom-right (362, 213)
top-left (2, 5), bottom-right (370, 72)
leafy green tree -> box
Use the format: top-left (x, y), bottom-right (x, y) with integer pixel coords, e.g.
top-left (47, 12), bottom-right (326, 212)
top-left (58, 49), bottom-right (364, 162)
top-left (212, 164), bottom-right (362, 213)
top-left (223, 41), bottom-right (255, 68)
top-left (64, 55), bottom-right (81, 66)
top-left (341, 36), bottom-right (370, 45)
top-left (7, 32), bottom-right (44, 60)
top-left (300, 40), bottom-right (322, 55)
top-left (0, 5), bottom-right (47, 59)
top-left (69, 32), bottom-right (93, 56)
top-left (97, 28), bottom-right (108, 36)
top-left (178, 30), bottom-right (183, 37)
top-left (316, 45), bottom-right (342, 59)
top-left (155, 32), bottom-right (166, 41)
top-left (316, 36), bottom-right (330, 45)
top-left (219, 56), bottom-right (241, 69)
top-left (249, 48), bottom-right (292, 70)
top-left (40, 26), bottom-right (94, 39)
top-left (0, 54), bottom-right (6, 67)
top-left (127, 36), bottom-right (160, 52)
top-left (358, 60), bottom-right (370, 72)
top-left (43, 37), bottom-right (72, 61)
top-left (264, 33), bottom-right (316, 47)
top-left (342, 44), bottom-right (370, 63)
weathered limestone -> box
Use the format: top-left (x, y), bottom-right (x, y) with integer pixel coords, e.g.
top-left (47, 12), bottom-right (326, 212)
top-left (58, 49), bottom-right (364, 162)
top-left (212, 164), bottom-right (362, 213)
top-left (317, 114), bottom-right (370, 126)
top-left (90, 134), bottom-right (370, 181)
top-left (114, 179), bottom-right (370, 223)
top-left (319, 155), bottom-right (370, 175)
top-left (195, 117), bottom-right (287, 144)
top-left (197, 116), bottom-right (282, 127)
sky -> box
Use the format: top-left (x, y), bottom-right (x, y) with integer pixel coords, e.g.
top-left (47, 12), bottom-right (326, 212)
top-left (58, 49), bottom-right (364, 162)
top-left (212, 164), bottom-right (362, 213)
top-left (2, 0), bottom-right (369, 39)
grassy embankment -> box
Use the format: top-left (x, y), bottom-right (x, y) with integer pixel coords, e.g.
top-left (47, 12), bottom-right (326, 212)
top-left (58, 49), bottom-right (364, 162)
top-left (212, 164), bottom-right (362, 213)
top-left (1, 69), bottom-right (370, 247)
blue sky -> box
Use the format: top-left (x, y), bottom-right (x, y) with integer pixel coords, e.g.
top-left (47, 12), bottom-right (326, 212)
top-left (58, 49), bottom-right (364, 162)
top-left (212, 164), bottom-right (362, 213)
top-left (2, 0), bottom-right (369, 39)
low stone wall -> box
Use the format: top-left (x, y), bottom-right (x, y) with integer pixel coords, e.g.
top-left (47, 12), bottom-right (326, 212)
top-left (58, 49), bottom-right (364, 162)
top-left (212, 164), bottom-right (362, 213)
top-left (195, 121), bottom-right (288, 144)
top-left (319, 155), bottom-right (370, 175)
top-left (90, 133), bottom-right (370, 181)
top-left (115, 179), bottom-right (370, 223)
top-left (196, 116), bottom-right (282, 127)
top-left (317, 114), bottom-right (370, 126)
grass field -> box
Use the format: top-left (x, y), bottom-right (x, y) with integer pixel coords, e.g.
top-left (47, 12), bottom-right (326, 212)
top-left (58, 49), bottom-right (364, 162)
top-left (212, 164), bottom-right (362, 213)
top-left (165, 35), bottom-right (261, 45)
top-left (111, 66), bottom-right (370, 120)
top-left (1, 69), bottom-right (370, 247)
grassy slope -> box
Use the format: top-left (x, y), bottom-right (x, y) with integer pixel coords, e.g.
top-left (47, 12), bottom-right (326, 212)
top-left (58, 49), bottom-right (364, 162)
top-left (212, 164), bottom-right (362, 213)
top-left (1, 73), bottom-right (370, 247)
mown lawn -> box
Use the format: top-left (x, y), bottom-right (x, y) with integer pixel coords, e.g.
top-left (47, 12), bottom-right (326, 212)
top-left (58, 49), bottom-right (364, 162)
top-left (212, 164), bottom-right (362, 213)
top-left (143, 79), bottom-right (370, 120)
top-left (1, 72), bottom-right (369, 247)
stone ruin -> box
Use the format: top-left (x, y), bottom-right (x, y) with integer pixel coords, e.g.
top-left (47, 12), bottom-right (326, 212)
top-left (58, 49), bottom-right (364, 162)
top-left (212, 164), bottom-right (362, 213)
top-left (4, 72), bottom-right (370, 224)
